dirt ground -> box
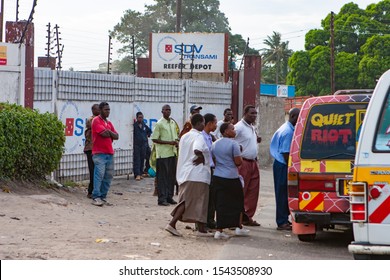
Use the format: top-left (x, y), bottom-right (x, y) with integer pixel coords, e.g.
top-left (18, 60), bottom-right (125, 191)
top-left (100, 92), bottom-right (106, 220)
top-left (0, 176), bottom-right (226, 260)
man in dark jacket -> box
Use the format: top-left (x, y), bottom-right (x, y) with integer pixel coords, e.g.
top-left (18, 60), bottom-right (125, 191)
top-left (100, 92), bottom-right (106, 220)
top-left (84, 104), bottom-right (100, 198)
top-left (133, 112), bottom-right (151, 181)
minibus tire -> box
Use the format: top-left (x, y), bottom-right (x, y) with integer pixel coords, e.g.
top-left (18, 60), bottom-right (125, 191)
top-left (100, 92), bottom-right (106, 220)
top-left (353, 254), bottom-right (371, 260)
top-left (298, 233), bottom-right (316, 242)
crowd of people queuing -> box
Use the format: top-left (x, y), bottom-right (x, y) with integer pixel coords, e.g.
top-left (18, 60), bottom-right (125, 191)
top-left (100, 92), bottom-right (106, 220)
top-left (84, 102), bottom-right (296, 239)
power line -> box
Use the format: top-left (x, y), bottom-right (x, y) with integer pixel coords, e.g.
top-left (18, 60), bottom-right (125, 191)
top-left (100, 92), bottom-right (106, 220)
top-left (250, 28), bottom-right (314, 41)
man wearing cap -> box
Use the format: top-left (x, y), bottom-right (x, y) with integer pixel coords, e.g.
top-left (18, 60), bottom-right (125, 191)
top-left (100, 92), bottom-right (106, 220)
top-left (179, 105), bottom-right (202, 139)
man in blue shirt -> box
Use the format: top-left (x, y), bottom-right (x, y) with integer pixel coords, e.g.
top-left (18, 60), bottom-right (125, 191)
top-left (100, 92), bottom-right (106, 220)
top-left (133, 112), bottom-right (151, 181)
top-left (270, 108), bottom-right (300, 231)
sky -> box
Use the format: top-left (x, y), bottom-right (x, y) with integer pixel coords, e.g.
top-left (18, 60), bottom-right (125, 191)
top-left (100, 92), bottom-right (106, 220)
top-left (1, 0), bottom-right (380, 71)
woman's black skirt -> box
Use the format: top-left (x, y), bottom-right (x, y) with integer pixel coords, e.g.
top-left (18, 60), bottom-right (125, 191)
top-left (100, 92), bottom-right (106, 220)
top-left (212, 175), bottom-right (244, 229)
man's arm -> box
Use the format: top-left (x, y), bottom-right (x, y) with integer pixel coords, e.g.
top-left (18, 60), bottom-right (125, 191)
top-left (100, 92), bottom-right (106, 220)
top-left (282, 152), bottom-right (289, 164)
top-left (152, 138), bottom-right (178, 147)
top-left (193, 149), bottom-right (205, 166)
top-left (100, 129), bottom-right (119, 140)
top-left (179, 122), bottom-right (191, 139)
top-left (146, 125), bottom-right (152, 137)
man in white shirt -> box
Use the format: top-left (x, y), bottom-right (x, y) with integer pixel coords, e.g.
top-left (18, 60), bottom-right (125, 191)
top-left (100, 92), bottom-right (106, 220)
top-left (165, 114), bottom-right (212, 237)
top-left (234, 105), bottom-right (261, 226)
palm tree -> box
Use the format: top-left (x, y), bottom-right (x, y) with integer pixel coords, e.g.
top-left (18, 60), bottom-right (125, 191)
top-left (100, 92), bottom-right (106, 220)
top-left (261, 31), bottom-right (293, 84)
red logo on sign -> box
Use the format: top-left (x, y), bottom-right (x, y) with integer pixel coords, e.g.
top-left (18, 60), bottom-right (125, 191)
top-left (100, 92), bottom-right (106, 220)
top-left (165, 44), bottom-right (172, 53)
top-left (65, 118), bottom-right (74, 136)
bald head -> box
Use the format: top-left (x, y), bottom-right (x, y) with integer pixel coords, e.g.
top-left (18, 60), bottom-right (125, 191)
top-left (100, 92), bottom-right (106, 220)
top-left (289, 108), bottom-right (300, 127)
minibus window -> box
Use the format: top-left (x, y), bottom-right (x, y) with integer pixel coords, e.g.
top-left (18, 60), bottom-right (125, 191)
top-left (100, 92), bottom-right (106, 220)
top-left (300, 103), bottom-right (367, 160)
top-left (374, 89), bottom-right (390, 151)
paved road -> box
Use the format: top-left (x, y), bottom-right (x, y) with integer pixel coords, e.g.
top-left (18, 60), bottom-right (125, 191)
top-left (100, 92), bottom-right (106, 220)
top-left (217, 167), bottom-right (354, 260)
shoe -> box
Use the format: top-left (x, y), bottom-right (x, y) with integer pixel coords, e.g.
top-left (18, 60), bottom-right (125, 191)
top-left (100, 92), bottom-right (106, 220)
top-left (135, 175), bottom-right (141, 181)
top-left (214, 231), bottom-right (230, 240)
top-left (167, 199), bottom-right (177, 205)
top-left (195, 231), bottom-right (214, 237)
top-left (207, 221), bottom-right (216, 229)
top-left (243, 220), bottom-right (261, 226)
top-left (101, 199), bottom-right (113, 206)
top-left (277, 223), bottom-right (292, 231)
top-left (235, 227), bottom-right (250, 236)
top-left (92, 198), bottom-right (103, 206)
top-left (87, 193), bottom-right (92, 199)
top-left (158, 201), bottom-right (170, 206)
top-left (142, 173), bottom-right (149, 178)
top-left (165, 224), bottom-right (182, 237)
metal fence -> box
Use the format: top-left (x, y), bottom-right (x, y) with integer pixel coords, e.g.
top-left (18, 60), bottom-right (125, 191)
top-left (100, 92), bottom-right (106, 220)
top-left (34, 69), bottom-right (231, 183)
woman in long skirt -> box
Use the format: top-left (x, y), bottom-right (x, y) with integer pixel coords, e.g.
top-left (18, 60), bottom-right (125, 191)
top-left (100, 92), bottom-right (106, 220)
top-left (212, 122), bottom-right (250, 239)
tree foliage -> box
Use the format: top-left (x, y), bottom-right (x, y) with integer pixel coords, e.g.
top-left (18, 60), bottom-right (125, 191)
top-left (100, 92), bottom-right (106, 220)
top-left (0, 103), bottom-right (65, 179)
top-left (289, 0), bottom-right (390, 96)
top-left (110, 0), bottom-right (256, 73)
top-left (260, 31), bottom-right (293, 84)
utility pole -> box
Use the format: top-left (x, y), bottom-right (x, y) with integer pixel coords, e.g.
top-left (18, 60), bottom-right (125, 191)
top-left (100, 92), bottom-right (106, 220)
top-left (55, 24), bottom-right (63, 70)
top-left (176, 0), bottom-right (182, 32)
top-left (190, 44), bottom-right (195, 79)
top-left (229, 46), bottom-right (234, 81)
top-left (179, 43), bottom-right (184, 79)
top-left (16, 0), bottom-right (19, 21)
top-left (45, 23), bottom-right (51, 64)
top-left (107, 35), bottom-right (112, 74)
top-left (131, 35), bottom-right (136, 75)
top-left (0, 0), bottom-right (4, 42)
top-left (330, 11), bottom-right (335, 94)
top-left (239, 38), bottom-right (249, 71)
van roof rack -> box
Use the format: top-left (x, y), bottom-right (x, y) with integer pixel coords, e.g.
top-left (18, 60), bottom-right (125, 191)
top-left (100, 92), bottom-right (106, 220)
top-left (333, 89), bottom-right (374, 95)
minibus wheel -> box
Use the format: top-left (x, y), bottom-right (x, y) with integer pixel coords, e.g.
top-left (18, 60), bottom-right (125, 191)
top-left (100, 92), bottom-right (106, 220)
top-left (353, 254), bottom-right (371, 260)
top-left (298, 233), bottom-right (316, 242)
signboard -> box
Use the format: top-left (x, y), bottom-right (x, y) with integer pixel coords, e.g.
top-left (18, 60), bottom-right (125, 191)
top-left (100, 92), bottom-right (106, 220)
top-left (0, 42), bottom-right (22, 66)
top-left (151, 33), bottom-right (226, 73)
top-left (277, 85), bottom-right (288, 97)
top-left (0, 46), bottom-right (7, 65)
top-left (58, 101), bottom-right (132, 154)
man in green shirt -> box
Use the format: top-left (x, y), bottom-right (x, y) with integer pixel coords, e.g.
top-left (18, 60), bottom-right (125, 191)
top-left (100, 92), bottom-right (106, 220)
top-left (151, 104), bottom-right (179, 206)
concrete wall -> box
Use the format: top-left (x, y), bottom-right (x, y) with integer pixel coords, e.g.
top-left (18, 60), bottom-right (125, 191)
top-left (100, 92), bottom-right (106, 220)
top-left (257, 95), bottom-right (286, 167)
top-left (0, 42), bottom-right (25, 105)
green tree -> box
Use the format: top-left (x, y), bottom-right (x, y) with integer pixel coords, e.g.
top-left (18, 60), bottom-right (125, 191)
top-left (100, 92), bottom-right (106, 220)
top-left (305, 29), bottom-right (329, 51)
top-left (335, 52), bottom-right (360, 89)
top-left (261, 31), bottom-right (293, 84)
top-left (287, 51), bottom-right (311, 96)
top-left (307, 46), bottom-right (331, 95)
top-left (358, 35), bottom-right (390, 87)
top-left (288, 0), bottom-right (390, 95)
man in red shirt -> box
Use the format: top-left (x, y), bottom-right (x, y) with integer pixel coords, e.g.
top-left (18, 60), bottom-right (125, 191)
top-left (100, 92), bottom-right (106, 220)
top-left (91, 102), bottom-right (119, 206)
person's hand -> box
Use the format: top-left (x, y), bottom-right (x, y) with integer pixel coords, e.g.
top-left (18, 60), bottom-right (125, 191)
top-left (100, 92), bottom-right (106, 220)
top-left (193, 156), bottom-right (204, 166)
top-left (193, 149), bottom-right (204, 165)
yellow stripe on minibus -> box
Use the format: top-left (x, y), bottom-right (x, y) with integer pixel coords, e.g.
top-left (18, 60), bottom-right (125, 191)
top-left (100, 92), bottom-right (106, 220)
top-left (325, 160), bottom-right (351, 173)
top-left (300, 160), bottom-right (320, 173)
top-left (354, 166), bottom-right (390, 183)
